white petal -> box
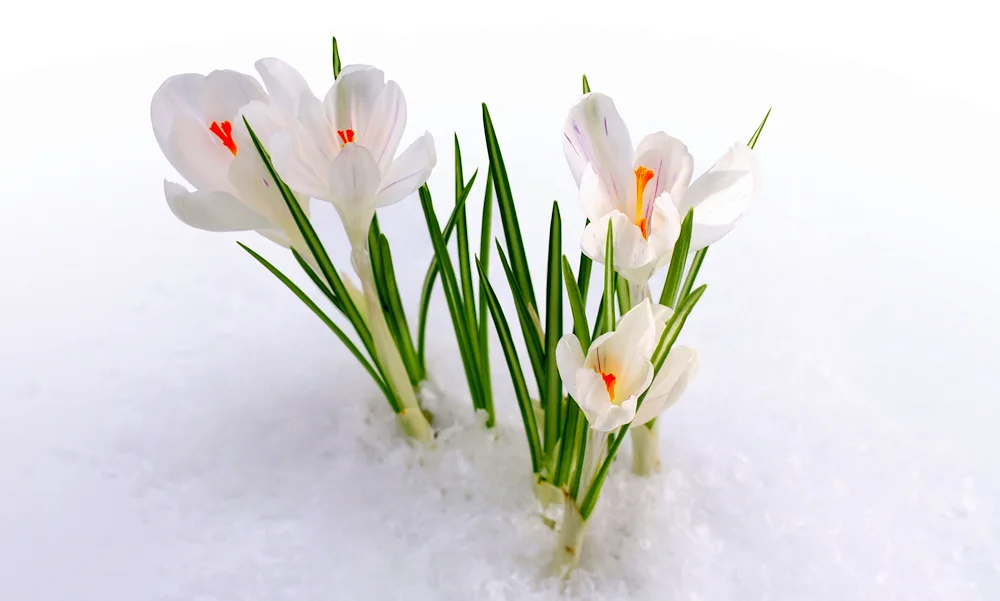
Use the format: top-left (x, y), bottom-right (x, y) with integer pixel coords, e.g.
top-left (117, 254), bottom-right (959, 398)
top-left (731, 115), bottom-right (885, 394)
top-left (376, 132), bottom-right (435, 208)
top-left (364, 80), bottom-right (407, 172)
top-left (650, 302), bottom-right (674, 345)
top-left (199, 69), bottom-right (267, 123)
top-left (633, 132), bottom-right (694, 207)
top-left (325, 65), bottom-right (385, 135)
top-left (164, 115), bottom-right (235, 192)
top-left (597, 299), bottom-right (657, 377)
top-left (633, 346), bottom-right (699, 426)
top-left (226, 142), bottom-right (310, 231)
top-left (326, 144), bottom-right (382, 243)
top-left (239, 100), bottom-right (330, 202)
top-left (163, 180), bottom-right (273, 232)
top-left (644, 194), bottom-right (682, 271)
top-left (579, 164), bottom-right (619, 223)
top-left (574, 368), bottom-right (612, 425)
top-left (151, 73), bottom-right (205, 155)
top-left (681, 144), bottom-right (761, 251)
top-left (580, 211), bottom-right (656, 283)
top-left (562, 93), bottom-right (633, 202)
top-left (616, 358), bottom-right (655, 405)
top-left (555, 335), bottom-right (586, 399)
top-left (254, 57), bottom-right (313, 117)
top-left (591, 396), bottom-right (637, 432)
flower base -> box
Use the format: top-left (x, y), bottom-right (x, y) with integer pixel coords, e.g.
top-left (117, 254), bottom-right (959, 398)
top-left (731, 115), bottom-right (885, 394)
top-left (630, 422), bottom-right (661, 476)
top-left (396, 407), bottom-right (433, 444)
top-left (548, 499), bottom-right (587, 577)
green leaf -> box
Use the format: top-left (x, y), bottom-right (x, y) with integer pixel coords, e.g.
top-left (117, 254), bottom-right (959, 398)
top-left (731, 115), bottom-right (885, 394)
top-left (293, 251), bottom-right (346, 316)
top-left (748, 107), bottom-right (772, 150)
top-left (616, 274), bottom-right (630, 315)
top-left (569, 418), bottom-right (588, 499)
top-left (659, 208), bottom-right (694, 309)
top-left (542, 202), bottom-right (564, 456)
top-left (416, 172), bottom-right (477, 370)
top-left (332, 37), bottom-right (342, 79)
top-left (477, 170), bottom-right (495, 413)
top-left (477, 256), bottom-right (542, 472)
top-left (582, 74), bottom-right (591, 94)
top-left (496, 243), bottom-right (547, 401)
top-left (603, 220), bottom-right (616, 334)
top-left (453, 135), bottom-right (478, 338)
top-left (242, 118), bottom-right (376, 366)
top-left (482, 103), bottom-right (537, 310)
top-left (239, 242), bottom-right (397, 410)
top-left (576, 229), bottom-right (593, 305)
top-left (561, 256), bottom-right (591, 350)
top-left (419, 185), bottom-right (490, 423)
top-left (579, 284), bottom-right (707, 519)
top-left (554, 399), bottom-right (582, 487)
top-left (378, 234), bottom-right (422, 384)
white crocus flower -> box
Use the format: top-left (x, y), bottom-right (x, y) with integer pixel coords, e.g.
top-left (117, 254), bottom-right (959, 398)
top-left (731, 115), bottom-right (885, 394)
top-left (241, 63), bottom-right (436, 424)
top-left (555, 299), bottom-right (666, 431)
top-left (563, 93), bottom-right (761, 282)
top-left (151, 59), bottom-right (314, 254)
top-left (242, 64), bottom-right (436, 248)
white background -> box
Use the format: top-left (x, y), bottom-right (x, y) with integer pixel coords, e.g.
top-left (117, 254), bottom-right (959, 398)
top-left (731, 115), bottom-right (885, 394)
top-left (2, 1), bottom-right (998, 600)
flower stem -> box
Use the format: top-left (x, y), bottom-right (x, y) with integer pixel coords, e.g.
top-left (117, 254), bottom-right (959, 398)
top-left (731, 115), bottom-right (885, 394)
top-left (630, 421), bottom-right (661, 476)
top-left (549, 498), bottom-right (587, 577)
top-left (352, 246), bottom-right (432, 443)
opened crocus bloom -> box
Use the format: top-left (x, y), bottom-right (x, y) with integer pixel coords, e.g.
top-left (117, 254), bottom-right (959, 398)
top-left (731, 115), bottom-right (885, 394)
top-left (242, 64), bottom-right (436, 248)
top-left (151, 59), bottom-right (314, 253)
top-left (556, 299), bottom-right (667, 431)
top-left (563, 93), bottom-right (761, 283)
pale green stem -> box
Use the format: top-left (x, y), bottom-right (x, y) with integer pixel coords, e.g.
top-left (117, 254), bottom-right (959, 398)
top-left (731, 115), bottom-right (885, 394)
top-left (630, 420), bottom-right (661, 475)
top-left (352, 245), bottom-right (432, 443)
top-left (629, 281), bottom-right (651, 306)
top-left (550, 428), bottom-right (606, 577)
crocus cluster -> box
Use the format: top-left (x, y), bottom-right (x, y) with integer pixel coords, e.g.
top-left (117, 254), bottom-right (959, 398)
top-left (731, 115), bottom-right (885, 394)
top-left (150, 39), bottom-right (764, 577)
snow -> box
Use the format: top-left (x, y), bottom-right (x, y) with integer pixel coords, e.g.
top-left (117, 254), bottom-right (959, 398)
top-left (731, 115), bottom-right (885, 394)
top-left (2, 6), bottom-right (999, 600)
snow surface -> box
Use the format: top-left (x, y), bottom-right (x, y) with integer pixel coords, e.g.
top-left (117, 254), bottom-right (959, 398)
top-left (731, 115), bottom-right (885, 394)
top-left (2, 11), bottom-right (999, 601)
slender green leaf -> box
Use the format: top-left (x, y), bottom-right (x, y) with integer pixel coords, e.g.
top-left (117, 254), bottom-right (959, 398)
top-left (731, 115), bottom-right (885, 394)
top-left (659, 208), bottom-right (694, 309)
top-left (242, 119), bottom-right (375, 362)
top-left (416, 172), bottom-right (477, 369)
top-left (482, 103), bottom-right (536, 309)
top-left (616, 274), bottom-right (630, 315)
top-left (331, 37), bottom-right (342, 78)
top-left (569, 417), bottom-right (588, 499)
top-left (453, 135), bottom-right (478, 336)
top-left (477, 171), bottom-right (495, 412)
top-left (603, 220), bottom-right (616, 334)
top-left (378, 235), bottom-right (422, 384)
top-left (582, 74), bottom-right (591, 94)
top-left (239, 242), bottom-right (397, 410)
top-left (748, 107), bottom-right (771, 149)
top-left (293, 251), bottom-right (345, 316)
top-left (554, 400), bottom-right (581, 487)
top-left (678, 247), bottom-right (708, 303)
top-left (419, 186), bottom-right (489, 421)
top-left (561, 256), bottom-right (591, 350)
top-left (542, 202), bottom-right (564, 456)
top-left (579, 285), bottom-right (707, 519)
top-left (477, 257), bottom-right (542, 472)
top-left (496, 243), bottom-right (546, 399)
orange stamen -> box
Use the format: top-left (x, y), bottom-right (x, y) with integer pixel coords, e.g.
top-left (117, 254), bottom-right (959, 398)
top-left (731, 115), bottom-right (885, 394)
top-left (634, 166), bottom-right (655, 239)
top-left (601, 372), bottom-right (617, 402)
top-left (337, 129), bottom-right (356, 147)
top-left (209, 120), bottom-right (237, 156)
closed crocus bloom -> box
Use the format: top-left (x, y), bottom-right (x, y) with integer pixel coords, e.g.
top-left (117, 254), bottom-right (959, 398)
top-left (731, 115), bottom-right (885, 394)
top-left (243, 64), bottom-right (435, 247)
top-left (555, 299), bottom-right (665, 431)
top-left (151, 59), bottom-right (313, 253)
top-left (563, 93), bottom-right (761, 279)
